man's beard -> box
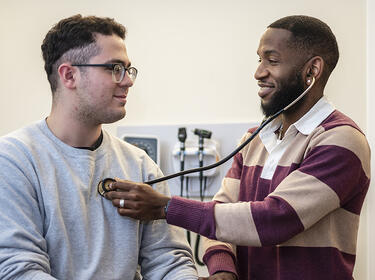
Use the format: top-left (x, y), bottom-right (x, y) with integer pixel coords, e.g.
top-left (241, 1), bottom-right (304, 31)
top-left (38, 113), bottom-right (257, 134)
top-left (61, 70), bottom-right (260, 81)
top-left (261, 71), bottom-right (306, 117)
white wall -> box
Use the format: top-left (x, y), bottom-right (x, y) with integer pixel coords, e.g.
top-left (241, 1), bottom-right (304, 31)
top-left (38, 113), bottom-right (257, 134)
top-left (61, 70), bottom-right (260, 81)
top-left (0, 0), bottom-right (369, 278)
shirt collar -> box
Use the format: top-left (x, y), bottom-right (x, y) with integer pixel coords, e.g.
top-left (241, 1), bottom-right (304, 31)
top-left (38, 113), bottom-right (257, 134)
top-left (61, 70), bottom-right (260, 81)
top-left (293, 96), bottom-right (335, 135)
top-left (75, 130), bottom-right (104, 151)
top-left (259, 96), bottom-right (335, 149)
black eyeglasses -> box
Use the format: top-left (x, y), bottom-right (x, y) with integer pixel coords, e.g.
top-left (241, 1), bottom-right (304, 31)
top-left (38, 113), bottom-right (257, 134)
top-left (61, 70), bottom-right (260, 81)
top-left (71, 63), bottom-right (138, 83)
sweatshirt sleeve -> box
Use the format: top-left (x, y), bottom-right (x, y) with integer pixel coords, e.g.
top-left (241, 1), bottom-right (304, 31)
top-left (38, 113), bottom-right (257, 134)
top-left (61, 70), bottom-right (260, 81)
top-left (0, 143), bottom-right (56, 280)
top-left (166, 125), bottom-right (370, 247)
top-left (138, 164), bottom-right (198, 280)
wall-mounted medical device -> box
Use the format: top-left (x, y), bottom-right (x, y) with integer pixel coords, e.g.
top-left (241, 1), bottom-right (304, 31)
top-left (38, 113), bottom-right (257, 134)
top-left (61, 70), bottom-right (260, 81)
top-left (121, 134), bottom-right (160, 164)
top-left (116, 123), bottom-right (255, 197)
top-left (171, 138), bottom-right (220, 177)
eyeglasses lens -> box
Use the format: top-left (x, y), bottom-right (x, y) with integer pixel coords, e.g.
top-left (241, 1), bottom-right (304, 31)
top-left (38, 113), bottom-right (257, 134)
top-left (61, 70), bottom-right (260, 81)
top-left (112, 65), bottom-right (137, 83)
top-left (112, 64), bottom-right (124, 83)
top-left (127, 67), bottom-right (137, 82)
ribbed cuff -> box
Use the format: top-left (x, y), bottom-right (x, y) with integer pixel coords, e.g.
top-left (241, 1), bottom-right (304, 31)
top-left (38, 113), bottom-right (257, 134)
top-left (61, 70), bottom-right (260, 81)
top-left (204, 248), bottom-right (238, 277)
top-left (166, 196), bottom-right (217, 239)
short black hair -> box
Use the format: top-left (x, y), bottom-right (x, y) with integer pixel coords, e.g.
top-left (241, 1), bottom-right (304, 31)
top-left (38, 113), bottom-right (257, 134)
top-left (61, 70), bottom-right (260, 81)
top-left (269, 15), bottom-right (339, 79)
top-left (41, 14), bottom-right (126, 93)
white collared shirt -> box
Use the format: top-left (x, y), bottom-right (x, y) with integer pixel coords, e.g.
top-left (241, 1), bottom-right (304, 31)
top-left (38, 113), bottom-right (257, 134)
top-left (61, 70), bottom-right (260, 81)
top-left (258, 96), bottom-right (335, 179)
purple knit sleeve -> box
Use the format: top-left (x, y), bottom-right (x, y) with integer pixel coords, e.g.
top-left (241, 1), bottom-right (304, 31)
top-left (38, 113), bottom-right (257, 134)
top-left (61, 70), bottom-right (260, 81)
top-left (203, 245), bottom-right (238, 277)
top-left (166, 196), bottom-right (218, 240)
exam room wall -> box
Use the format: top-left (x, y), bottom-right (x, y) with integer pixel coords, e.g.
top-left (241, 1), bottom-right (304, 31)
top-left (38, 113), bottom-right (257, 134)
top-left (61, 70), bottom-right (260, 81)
top-left (0, 0), bottom-right (369, 279)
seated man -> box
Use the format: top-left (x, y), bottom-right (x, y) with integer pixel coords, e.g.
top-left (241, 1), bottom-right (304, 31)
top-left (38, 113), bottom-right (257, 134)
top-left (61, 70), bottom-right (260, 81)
top-left (0, 14), bottom-right (197, 280)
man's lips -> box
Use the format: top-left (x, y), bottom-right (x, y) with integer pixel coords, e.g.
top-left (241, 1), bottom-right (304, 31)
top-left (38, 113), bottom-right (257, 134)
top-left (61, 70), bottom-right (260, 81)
top-left (114, 95), bottom-right (127, 104)
top-left (257, 82), bottom-right (275, 98)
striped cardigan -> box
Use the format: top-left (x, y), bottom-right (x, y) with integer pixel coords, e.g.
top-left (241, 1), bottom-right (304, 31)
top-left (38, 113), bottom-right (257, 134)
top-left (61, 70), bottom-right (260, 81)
top-left (166, 109), bottom-right (370, 280)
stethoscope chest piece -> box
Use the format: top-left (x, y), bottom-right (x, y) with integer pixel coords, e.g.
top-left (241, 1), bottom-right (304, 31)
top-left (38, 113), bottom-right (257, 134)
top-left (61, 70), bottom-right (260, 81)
top-left (97, 178), bottom-right (116, 197)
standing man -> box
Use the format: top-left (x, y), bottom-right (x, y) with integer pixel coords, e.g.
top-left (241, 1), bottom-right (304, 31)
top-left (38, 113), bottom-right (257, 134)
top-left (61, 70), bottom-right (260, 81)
top-left (105, 15), bottom-right (370, 280)
top-left (0, 15), bottom-right (198, 279)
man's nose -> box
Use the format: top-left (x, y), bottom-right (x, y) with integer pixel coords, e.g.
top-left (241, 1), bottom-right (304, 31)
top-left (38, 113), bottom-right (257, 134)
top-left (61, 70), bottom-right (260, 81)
top-left (120, 72), bottom-right (134, 87)
top-left (254, 63), bottom-right (268, 81)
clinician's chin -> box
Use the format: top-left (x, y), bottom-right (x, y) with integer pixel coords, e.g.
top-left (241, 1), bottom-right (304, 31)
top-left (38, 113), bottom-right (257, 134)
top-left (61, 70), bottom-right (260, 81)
top-left (260, 102), bottom-right (279, 117)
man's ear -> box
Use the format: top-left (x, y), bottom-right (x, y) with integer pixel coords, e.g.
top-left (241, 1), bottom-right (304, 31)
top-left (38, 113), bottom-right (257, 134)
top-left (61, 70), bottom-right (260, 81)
top-left (304, 56), bottom-right (324, 84)
top-left (57, 63), bottom-right (77, 90)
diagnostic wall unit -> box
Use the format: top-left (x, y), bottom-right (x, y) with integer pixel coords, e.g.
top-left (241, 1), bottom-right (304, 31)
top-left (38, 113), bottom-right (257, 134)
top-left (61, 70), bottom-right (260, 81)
top-left (118, 122), bottom-right (257, 197)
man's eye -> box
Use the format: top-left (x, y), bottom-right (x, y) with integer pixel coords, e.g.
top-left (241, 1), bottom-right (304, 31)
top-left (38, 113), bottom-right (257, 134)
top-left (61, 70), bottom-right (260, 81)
top-left (269, 59), bottom-right (279, 64)
top-left (112, 64), bottom-right (123, 73)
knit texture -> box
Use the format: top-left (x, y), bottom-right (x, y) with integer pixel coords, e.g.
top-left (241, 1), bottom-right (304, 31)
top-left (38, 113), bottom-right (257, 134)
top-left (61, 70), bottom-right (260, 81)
top-left (168, 108), bottom-right (370, 280)
top-left (0, 120), bottom-right (198, 280)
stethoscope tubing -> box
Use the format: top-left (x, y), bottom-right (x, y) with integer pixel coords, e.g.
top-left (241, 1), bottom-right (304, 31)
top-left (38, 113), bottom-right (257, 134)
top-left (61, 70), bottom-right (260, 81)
top-left (97, 77), bottom-right (315, 195)
top-left (144, 76), bottom-right (315, 185)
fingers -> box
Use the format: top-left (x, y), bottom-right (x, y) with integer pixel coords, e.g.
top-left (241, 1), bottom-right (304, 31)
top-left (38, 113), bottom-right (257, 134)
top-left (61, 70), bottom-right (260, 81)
top-left (115, 200), bottom-right (164, 220)
top-left (111, 198), bottom-right (143, 219)
top-left (104, 179), bottom-right (145, 200)
top-left (115, 179), bottom-right (152, 191)
top-left (111, 179), bottom-right (139, 192)
top-left (112, 198), bottom-right (139, 209)
top-left (116, 207), bottom-right (140, 219)
top-left (101, 178), bottom-right (168, 220)
top-left (106, 191), bottom-right (136, 201)
top-left (102, 179), bottom-right (142, 194)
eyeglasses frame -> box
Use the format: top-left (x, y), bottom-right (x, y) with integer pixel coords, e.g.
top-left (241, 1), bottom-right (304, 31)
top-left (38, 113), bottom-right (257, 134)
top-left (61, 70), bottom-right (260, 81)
top-left (71, 63), bottom-right (138, 83)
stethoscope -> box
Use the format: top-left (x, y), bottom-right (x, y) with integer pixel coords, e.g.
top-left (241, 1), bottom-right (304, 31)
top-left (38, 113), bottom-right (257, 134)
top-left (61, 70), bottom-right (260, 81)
top-left (97, 76), bottom-right (316, 196)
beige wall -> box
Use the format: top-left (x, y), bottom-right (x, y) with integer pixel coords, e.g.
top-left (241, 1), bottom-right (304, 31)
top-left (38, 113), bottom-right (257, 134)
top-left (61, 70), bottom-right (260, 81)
top-left (0, 0), bottom-right (367, 135)
top-left (0, 0), bottom-right (370, 279)
top-left (367, 0), bottom-right (375, 279)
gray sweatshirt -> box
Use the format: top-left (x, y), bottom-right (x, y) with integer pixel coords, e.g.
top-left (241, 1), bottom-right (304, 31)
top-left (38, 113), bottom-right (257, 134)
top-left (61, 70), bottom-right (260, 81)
top-left (0, 120), bottom-right (198, 280)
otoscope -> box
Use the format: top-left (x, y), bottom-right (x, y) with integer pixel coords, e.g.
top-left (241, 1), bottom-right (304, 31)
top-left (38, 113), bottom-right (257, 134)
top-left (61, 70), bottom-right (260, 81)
top-left (177, 127), bottom-right (191, 244)
top-left (194, 129), bottom-right (212, 200)
top-left (193, 128), bottom-right (212, 266)
top-left (97, 76), bottom-right (315, 196)
top-left (178, 127), bottom-right (187, 197)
